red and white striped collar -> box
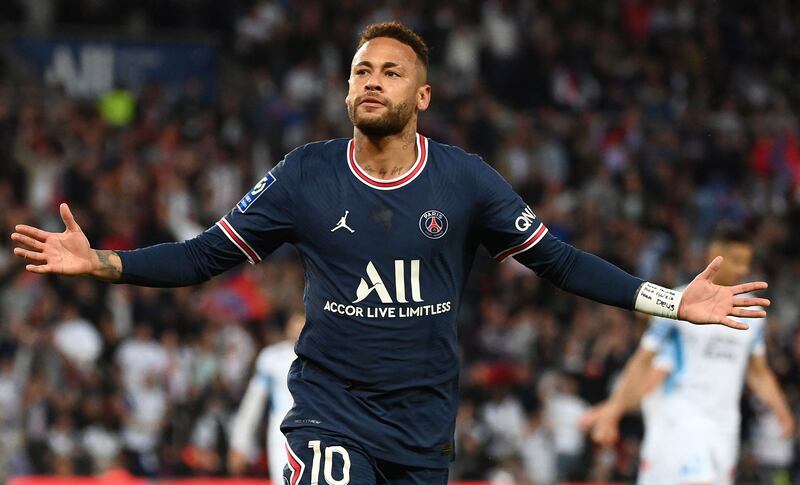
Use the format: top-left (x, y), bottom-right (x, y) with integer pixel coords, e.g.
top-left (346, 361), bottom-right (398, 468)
top-left (347, 133), bottom-right (428, 190)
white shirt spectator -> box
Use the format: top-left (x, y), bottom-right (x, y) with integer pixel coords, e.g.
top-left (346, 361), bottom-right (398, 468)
top-left (544, 391), bottom-right (588, 456)
top-left (47, 415), bottom-right (77, 458)
top-left (481, 392), bottom-right (527, 460)
top-left (285, 61), bottom-right (323, 105)
top-left (445, 23), bottom-right (481, 82)
top-left (520, 422), bottom-right (556, 485)
top-left (482, 0), bottom-right (520, 59)
top-left (116, 332), bottom-right (167, 393)
top-left (123, 379), bottom-right (168, 453)
top-left (53, 316), bottom-right (102, 372)
top-left (219, 324), bottom-right (256, 394)
top-left (0, 362), bottom-right (21, 428)
top-left (82, 424), bottom-right (122, 473)
top-left (191, 401), bottom-right (228, 451)
top-left (235, 0), bottom-right (284, 52)
top-left (162, 334), bottom-right (194, 404)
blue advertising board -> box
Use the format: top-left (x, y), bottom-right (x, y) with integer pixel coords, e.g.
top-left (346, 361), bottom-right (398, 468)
top-left (13, 35), bottom-right (218, 100)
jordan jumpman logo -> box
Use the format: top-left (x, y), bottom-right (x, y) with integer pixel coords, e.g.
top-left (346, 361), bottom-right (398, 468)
top-left (331, 210), bottom-right (355, 233)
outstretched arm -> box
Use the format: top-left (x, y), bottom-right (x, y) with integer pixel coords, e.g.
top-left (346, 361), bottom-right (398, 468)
top-left (11, 203), bottom-right (245, 287)
top-left (13, 159), bottom-right (297, 287)
top-left (747, 354), bottom-right (795, 438)
top-left (517, 235), bottom-right (769, 330)
top-left (474, 156), bottom-right (768, 328)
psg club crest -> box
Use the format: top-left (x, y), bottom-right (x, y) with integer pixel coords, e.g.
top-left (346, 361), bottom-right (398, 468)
top-left (419, 210), bottom-right (448, 239)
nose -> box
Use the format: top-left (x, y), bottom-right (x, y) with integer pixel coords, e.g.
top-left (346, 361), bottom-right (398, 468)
top-left (365, 75), bottom-right (382, 92)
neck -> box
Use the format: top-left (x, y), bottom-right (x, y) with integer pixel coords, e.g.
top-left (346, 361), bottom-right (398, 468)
top-left (353, 125), bottom-right (418, 180)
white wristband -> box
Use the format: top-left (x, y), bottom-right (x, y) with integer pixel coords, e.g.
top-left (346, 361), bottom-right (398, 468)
top-left (634, 282), bottom-right (683, 319)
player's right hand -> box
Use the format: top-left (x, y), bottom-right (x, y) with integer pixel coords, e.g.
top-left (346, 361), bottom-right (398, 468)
top-left (580, 402), bottom-right (621, 446)
top-left (11, 203), bottom-right (96, 276)
top-left (227, 449), bottom-right (248, 476)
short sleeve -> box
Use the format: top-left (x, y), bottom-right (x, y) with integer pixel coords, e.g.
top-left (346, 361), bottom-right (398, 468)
top-left (217, 154), bottom-right (298, 264)
top-left (641, 316), bottom-right (677, 352)
top-left (473, 159), bottom-right (549, 261)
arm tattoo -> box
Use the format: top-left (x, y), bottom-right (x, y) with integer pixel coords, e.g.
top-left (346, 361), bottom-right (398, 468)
top-left (96, 250), bottom-right (122, 281)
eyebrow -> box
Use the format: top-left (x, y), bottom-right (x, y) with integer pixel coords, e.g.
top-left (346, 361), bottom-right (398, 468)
top-left (353, 61), bottom-right (402, 69)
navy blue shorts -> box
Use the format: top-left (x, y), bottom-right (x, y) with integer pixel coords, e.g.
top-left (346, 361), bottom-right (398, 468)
top-left (283, 427), bottom-right (449, 485)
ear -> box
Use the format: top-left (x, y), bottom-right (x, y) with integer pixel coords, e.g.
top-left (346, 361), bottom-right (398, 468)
top-left (417, 84), bottom-right (432, 112)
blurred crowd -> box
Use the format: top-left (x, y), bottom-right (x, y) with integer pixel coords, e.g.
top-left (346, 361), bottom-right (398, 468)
top-left (1, 0), bottom-right (800, 483)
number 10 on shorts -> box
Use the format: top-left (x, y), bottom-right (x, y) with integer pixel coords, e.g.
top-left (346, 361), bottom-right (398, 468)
top-left (308, 440), bottom-right (350, 485)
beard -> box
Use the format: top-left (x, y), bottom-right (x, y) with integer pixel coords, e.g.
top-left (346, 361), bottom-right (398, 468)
top-left (347, 98), bottom-right (415, 138)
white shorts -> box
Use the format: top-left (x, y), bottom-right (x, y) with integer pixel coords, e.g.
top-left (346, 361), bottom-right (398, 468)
top-left (638, 422), bottom-right (738, 485)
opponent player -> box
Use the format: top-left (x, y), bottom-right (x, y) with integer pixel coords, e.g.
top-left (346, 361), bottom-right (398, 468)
top-left (582, 225), bottom-right (794, 485)
top-left (228, 312), bottom-right (304, 483)
top-left (11, 22), bottom-right (770, 485)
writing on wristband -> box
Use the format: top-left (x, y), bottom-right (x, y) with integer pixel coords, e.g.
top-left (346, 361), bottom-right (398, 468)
top-left (634, 282), bottom-right (683, 319)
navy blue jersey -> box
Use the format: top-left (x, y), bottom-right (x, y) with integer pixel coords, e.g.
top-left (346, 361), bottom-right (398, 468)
top-left (217, 134), bottom-right (550, 467)
top-left (119, 133), bottom-right (642, 468)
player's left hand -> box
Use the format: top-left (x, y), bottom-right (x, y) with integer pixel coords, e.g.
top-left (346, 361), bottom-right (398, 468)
top-left (679, 256), bottom-right (769, 330)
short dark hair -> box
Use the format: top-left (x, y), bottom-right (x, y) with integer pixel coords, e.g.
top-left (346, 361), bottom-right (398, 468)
top-left (711, 222), bottom-right (750, 245)
top-left (357, 21), bottom-right (430, 70)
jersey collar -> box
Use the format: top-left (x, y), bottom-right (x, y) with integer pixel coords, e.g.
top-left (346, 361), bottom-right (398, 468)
top-left (347, 133), bottom-right (428, 190)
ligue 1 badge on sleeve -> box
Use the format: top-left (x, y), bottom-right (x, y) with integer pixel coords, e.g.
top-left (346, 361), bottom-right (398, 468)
top-left (419, 210), bottom-right (448, 239)
top-left (237, 172), bottom-right (276, 213)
